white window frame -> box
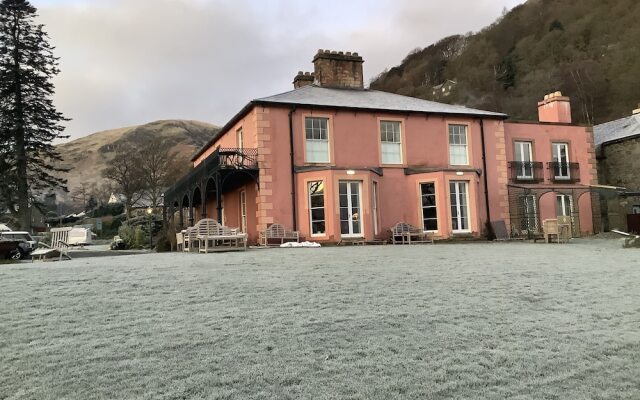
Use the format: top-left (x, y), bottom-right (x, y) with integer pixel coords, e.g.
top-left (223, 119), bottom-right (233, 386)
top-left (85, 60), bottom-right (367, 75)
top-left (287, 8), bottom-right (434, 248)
top-left (305, 117), bottom-right (330, 163)
top-left (552, 142), bottom-right (570, 180)
top-left (239, 190), bottom-right (247, 233)
top-left (308, 181), bottom-right (326, 237)
top-left (237, 128), bottom-right (243, 150)
top-left (420, 182), bottom-right (438, 232)
top-left (380, 120), bottom-right (402, 164)
top-left (339, 181), bottom-right (364, 238)
top-left (514, 141), bottom-right (534, 179)
top-left (556, 194), bottom-right (574, 217)
top-left (450, 181), bottom-right (470, 233)
top-left (372, 181), bottom-right (379, 235)
top-left (448, 124), bottom-right (469, 165)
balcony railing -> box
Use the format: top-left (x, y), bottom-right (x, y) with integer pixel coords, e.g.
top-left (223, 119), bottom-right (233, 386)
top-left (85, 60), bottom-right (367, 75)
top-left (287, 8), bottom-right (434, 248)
top-left (164, 147), bottom-right (258, 202)
top-left (508, 161), bottom-right (544, 183)
top-left (548, 162), bottom-right (580, 183)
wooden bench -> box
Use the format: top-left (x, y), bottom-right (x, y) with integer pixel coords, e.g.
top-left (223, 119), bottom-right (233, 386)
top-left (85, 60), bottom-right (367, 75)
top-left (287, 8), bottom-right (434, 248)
top-left (259, 223), bottom-right (299, 247)
top-left (389, 222), bottom-right (433, 245)
top-left (175, 230), bottom-right (185, 251)
top-left (31, 227), bottom-right (72, 261)
top-left (194, 219), bottom-right (247, 252)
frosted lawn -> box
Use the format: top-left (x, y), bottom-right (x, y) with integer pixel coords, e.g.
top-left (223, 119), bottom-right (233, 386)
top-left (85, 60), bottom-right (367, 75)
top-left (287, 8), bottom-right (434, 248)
top-left (1, 240), bottom-right (639, 399)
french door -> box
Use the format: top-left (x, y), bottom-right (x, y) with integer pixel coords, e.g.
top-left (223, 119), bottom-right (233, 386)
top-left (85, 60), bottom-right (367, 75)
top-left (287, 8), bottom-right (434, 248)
top-left (339, 181), bottom-right (363, 238)
top-left (515, 141), bottom-right (533, 179)
top-left (552, 143), bottom-right (570, 179)
top-left (450, 181), bottom-right (470, 232)
top-left (239, 191), bottom-right (247, 233)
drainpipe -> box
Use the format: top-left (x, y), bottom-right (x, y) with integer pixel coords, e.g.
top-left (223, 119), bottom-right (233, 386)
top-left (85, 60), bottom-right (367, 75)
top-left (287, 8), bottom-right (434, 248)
top-left (479, 119), bottom-right (494, 239)
top-left (288, 106), bottom-right (298, 230)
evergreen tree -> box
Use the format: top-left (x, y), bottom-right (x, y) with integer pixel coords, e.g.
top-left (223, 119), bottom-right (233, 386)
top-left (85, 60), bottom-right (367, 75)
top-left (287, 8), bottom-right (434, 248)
top-left (0, 0), bottom-right (68, 230)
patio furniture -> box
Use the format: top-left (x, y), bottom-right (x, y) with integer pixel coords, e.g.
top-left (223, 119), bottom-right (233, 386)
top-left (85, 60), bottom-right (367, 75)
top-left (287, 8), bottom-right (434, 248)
top-left (175, 230), bottom-right (185, 251)
top-left (259, 223), bottom-right (299, 247)
top-left (542, 219), bottom-right (560, 243)
top-left (557, 216), bottom-right (572, 243)
top-left (183, 226), bottom-right (199, 252)
top-left (194, 218), bottom-right (247, 252)
top-left (31, 227), bottom-right (72, 262)
top-left (389, 222), bottom-right (433, 245)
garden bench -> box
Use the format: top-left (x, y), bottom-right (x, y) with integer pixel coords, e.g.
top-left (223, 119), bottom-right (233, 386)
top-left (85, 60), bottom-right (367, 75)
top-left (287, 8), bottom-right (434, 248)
top-left (194, 218), bottom-right (247, 252)
top-left (31, 227), bottom-right (72, 261)
top-left (259, 223), bottom-right (299, 247)
top-left (389, 222), bottom-right (433, 245)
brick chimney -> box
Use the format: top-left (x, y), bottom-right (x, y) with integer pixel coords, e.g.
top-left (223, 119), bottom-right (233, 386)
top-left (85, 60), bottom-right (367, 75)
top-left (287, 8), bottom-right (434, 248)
top-left (293, 71), bottom-right (314, 89)
top-left (538, 91), bottom-right (572, 123)
top-left (313, 49), bottom-right (364, 89)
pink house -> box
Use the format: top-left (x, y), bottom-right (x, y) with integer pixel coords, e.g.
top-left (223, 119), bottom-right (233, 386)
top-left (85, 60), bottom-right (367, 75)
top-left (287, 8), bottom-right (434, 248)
top-left (164, 50), bottom-right (597, 243)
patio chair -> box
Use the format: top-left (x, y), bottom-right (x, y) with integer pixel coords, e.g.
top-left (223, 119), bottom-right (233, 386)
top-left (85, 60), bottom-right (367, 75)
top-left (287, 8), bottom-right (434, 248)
top-left (31, 227), bottom-right (72, 262)
top-left (175, 230), bottom-right (185, 251)
top-left (389, 222), bottom-right (433, 244)
top-left (557, 216), bottom-right (572, 243)
top-left (259, 223), bottom-right (299, 246)
top-left (542, 219), bottom-right (560, 243)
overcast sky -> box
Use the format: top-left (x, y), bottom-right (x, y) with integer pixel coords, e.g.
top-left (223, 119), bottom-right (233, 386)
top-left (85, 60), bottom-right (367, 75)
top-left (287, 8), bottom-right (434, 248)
top-left (33, 0), bottom-right (524, 141)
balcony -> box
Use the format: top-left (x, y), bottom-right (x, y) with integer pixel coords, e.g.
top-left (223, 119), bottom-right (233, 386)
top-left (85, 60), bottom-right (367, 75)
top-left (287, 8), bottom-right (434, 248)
top-left (164, 147), bottom-right (259, 208)
top-left (508, 161), bottom-right (544, 183)
top-left (548, 162), bottom-right (580, 183)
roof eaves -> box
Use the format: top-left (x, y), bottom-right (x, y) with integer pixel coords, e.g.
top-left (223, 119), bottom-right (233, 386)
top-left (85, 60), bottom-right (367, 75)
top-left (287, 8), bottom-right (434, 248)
top-left (190, 102), bottom-right (256, 162)
top-left (252, 99), bottom-right (508, 120)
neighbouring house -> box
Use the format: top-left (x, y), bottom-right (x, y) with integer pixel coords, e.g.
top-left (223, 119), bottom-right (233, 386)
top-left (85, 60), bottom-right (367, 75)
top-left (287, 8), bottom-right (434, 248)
top-left (163, 50), bottom-right (598, 244)
top-left (431, 80), bottom-right (457, 98)
top-left (594, 105), bottom-right (640, 232)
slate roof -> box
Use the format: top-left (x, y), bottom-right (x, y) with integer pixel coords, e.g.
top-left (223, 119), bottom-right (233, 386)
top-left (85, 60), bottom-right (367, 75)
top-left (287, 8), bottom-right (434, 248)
top-left (255, 85), bottom-right (506, 118)
top-left (593, 114), bottom-right (640, 147)
top-left (192, 85), bottom-right (507, 160)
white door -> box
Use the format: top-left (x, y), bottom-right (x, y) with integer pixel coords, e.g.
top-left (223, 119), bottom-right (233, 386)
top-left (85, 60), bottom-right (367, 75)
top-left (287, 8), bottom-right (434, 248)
top-left (339, 181), bottom-right (363, 238)
top-left (450, 181), bottom-right (470, 232)
top-left (240, 191), bottom-right (247, 233)
top-left (372, 182), bottom-right (379, 235)
top-left (552, 143), bottom-right (570, 179)
top-left (515, 141), bottom-right (533, 179)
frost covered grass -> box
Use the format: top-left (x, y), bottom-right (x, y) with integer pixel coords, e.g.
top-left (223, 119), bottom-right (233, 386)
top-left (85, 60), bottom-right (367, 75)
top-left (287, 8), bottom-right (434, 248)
top-left (1, 240), bottom-right (640, 399)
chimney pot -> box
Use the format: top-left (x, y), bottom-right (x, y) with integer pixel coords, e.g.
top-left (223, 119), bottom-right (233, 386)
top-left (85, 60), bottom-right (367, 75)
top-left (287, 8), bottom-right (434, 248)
top-left (538, 90), bottom-right (572, 123)
top-left (346, 51), bottom-right (352, 56)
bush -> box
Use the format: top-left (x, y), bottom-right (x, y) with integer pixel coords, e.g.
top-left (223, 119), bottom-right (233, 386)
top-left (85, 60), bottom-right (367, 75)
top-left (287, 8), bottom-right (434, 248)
top-left (91, 203), bottom-right (124, 218)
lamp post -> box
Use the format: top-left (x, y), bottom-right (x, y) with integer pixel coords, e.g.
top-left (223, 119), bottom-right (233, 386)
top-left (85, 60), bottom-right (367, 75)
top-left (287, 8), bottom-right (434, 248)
top-left (147, 207), bottom-right (153, 249)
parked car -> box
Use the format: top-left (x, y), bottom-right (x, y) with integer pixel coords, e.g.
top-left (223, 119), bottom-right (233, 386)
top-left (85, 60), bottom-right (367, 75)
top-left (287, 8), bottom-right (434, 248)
top-left (0, 231), bottom-right (38, 251)
top-left (0, 239), bottom-right (31, 260)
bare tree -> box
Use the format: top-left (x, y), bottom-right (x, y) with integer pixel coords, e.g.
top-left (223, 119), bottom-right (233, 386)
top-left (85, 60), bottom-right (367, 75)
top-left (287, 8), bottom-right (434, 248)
top-left (71, 182), bottom-right (91, 211)
top-left (139, 138), bottom-right (176, 209)
top-left (103, 146), bottom-right (146, 217)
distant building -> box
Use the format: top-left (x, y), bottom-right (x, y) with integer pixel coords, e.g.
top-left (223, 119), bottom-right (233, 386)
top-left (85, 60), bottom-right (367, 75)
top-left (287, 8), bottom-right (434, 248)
top-left (431, 80), bottom-right (457, 98)
top-left (594, 105), bottom-right (640, 232)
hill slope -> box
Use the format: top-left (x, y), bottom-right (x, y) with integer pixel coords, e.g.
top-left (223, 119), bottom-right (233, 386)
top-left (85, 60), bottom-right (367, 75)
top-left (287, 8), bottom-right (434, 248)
top-left (57, 120), bottom-right (219, 195)
top-left (370, 0), bottom-right (640, 124)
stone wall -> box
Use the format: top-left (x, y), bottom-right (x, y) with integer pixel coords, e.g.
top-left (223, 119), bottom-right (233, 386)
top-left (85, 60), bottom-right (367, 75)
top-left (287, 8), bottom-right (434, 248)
top-left (599, 136), bottom-right (640, 190)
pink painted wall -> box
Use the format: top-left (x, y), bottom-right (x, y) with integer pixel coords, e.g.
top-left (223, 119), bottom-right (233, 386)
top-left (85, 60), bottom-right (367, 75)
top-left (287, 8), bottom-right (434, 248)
top-left (193, 109), bottom-right (258, 167)
top-left (504, 121), bottom-right (596, 234)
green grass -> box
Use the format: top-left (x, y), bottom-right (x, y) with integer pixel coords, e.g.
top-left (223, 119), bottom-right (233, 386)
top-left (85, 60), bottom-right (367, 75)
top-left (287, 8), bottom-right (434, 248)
top-left (1, 241), bottom-right (640, 399)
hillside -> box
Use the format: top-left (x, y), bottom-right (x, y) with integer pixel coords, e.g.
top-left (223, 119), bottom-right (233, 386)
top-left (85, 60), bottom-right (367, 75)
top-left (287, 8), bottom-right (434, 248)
top-left (56, 120), bottom-right (219, 196)
top-left (370, 0), bottom-right (640, 125)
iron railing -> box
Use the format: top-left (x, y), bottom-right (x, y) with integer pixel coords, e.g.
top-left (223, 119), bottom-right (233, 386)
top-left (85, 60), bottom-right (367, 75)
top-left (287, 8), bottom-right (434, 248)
top-left (164, 147), bottom-right (258, 202)
top-left (508, 161), bottom-right (544, 183)
top-left (548, 162), bottom-right (580, 183)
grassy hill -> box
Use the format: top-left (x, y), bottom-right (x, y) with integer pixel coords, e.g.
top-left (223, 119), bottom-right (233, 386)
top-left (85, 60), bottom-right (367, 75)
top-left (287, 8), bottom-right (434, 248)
top-left (370, 0), bottom-right (640, 125)
top-left (56, 120), bottom-right (219, 196)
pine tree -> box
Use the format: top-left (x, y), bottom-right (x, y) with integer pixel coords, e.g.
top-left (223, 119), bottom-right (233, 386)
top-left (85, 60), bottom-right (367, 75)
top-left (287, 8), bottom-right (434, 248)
top-left (0, 0), bottom-right (68, 230)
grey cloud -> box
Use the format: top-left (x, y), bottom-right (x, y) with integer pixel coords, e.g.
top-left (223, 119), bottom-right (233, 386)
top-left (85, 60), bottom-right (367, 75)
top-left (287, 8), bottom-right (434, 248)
top-left (36, 0), bottom-right (523, 140)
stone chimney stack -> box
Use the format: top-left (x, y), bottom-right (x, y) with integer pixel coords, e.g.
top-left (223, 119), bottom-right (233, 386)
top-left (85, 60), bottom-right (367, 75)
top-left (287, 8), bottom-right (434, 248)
top-left (538, 91), bottom-right (572, 123)
top-left (293, 71), bottom-right (315, 89)
top-left (313, 49), bottom-right (364, 89)
top-left (633, 104), bottom-right (640, 115)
